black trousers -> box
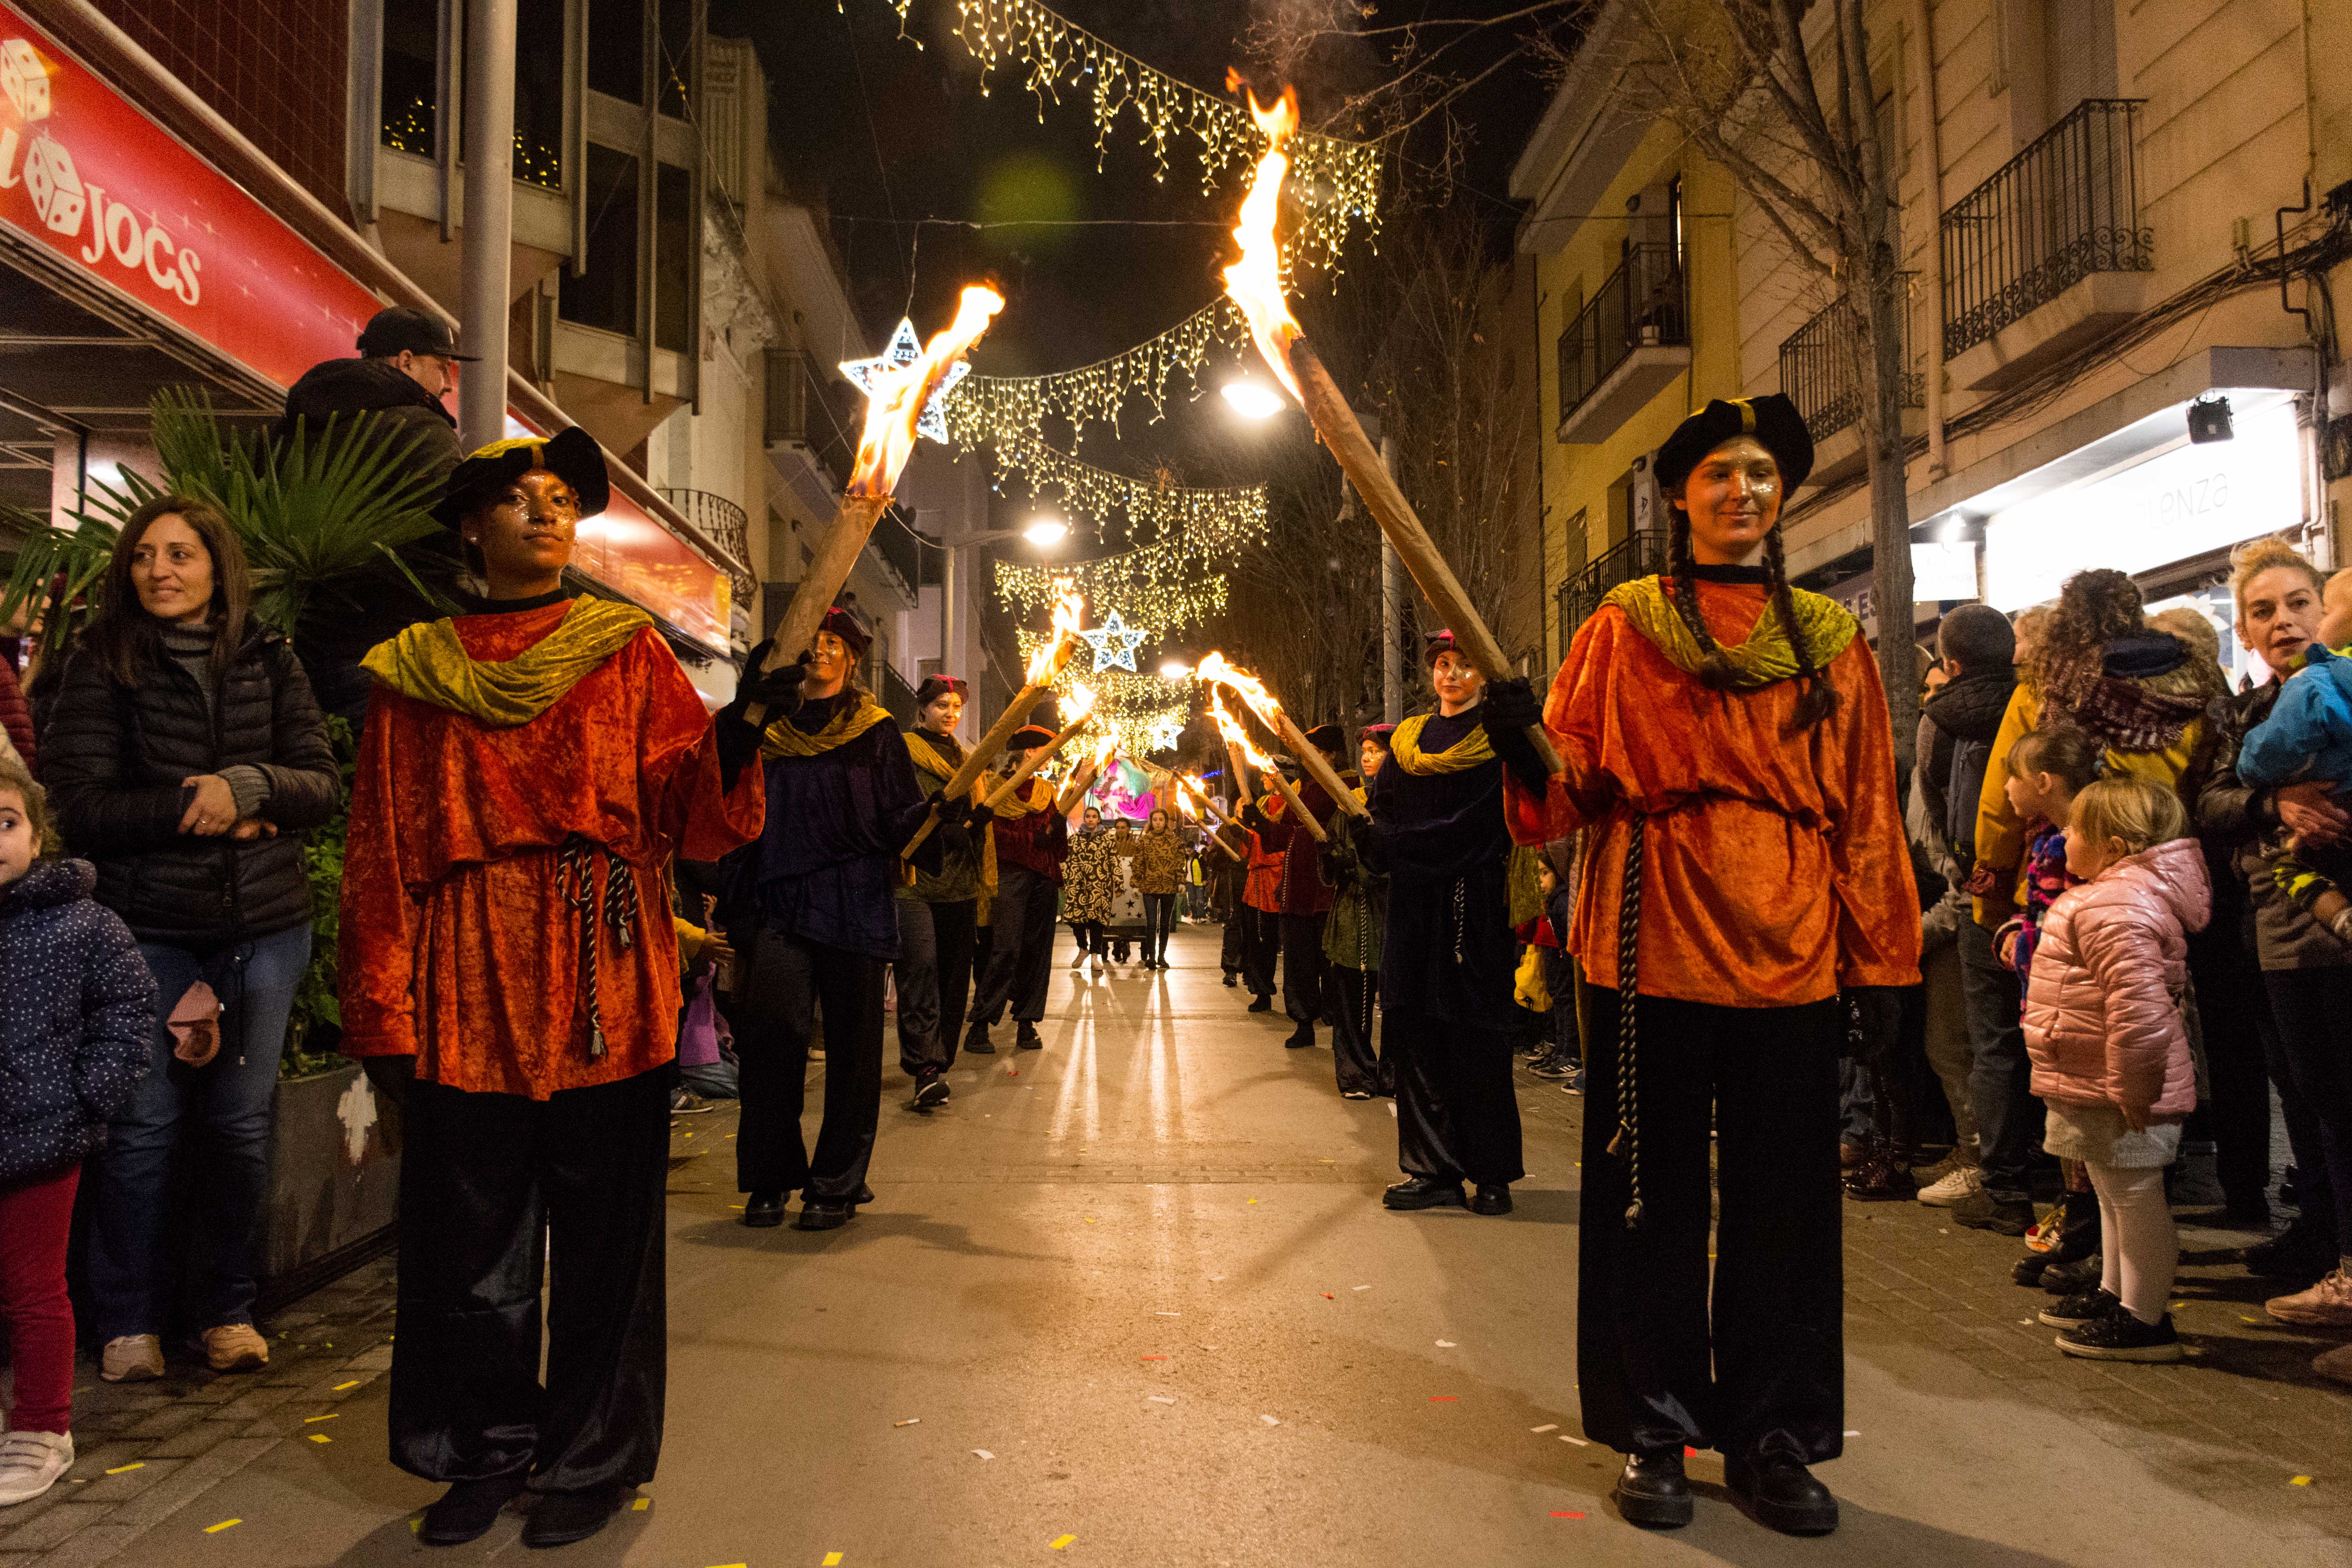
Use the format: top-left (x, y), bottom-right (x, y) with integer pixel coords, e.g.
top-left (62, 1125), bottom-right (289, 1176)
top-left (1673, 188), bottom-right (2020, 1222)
top-left (1069, 920), bottom-right (1104, 959)
top-left (1240, 905), bottom-right (1281, 999)
top-left (1577, 983), bottom-right (1843, 1465)
top-left (1280, 913), bottom-right (1328, 1029)
top-left (390, 1069), bottom-right (670, 1492)
top-left (1390, 1008), bottom-right (1522, 1184)
top-left (1330, 964), bottom-right (1388, 1095)
top-left (1143, 893), bottom-right (1179, 963)
top-left (895, 897), bottom-right (976, 1077)
top-left (2185, 920), bottom-right (2273, 1212)
top-left (736, 925), bottom-right (887, 1200)
top-left (1220, 912), bottom-right (1245, 975)
top-left (969, 865), bottom-right (1058, 1026)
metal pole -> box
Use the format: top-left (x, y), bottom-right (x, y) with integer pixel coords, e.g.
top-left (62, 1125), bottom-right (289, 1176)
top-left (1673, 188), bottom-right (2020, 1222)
top-left (1379, 433), bottom-right (1403, 724)
top-left (457, 0), bottom-right (517, 449)
top-left (940, 540), bottom-right (957, 677)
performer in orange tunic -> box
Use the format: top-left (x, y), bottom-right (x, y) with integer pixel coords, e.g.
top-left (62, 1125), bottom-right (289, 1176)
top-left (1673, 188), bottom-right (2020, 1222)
top-left (1501, 395), bottom-right (1919, 1537)
top-left (338, 428), bottom-right (769, 1548)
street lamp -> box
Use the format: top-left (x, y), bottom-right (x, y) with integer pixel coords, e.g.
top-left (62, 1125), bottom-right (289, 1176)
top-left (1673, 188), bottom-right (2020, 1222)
top-left (1220, 377), bottom-right (1285, 421)
top-left (1158, 659), bottom-right (1192, 681)
top-left (923, 519), bottom-right (1068, 688)
top-left (1022, 514), bottom-right (1069, 548)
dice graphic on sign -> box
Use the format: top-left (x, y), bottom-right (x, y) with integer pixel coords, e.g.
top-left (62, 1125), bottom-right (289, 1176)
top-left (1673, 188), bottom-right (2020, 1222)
top-left (22, 136), bottom-right (83, 237)
top-left (0, 40), bottom-right (49, 123)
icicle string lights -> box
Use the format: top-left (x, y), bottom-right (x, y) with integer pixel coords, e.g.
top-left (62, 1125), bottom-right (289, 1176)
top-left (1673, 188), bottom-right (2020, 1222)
top-left (998, 557), bottom-right (1229, 636)
top-left (958, 423), bottom-right (1268, 552)
top-left (883, 0), bottom-right (1382, 272)
top-left (946, 298), bottom-right (1250, 446)
top-left (1016, 636), bottom-right (1195, 761)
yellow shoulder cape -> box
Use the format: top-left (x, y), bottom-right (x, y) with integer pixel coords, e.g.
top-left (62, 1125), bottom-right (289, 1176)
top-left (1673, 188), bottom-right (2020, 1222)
top-left (1390, 711), bottom-right (1497, 776)
top-left (360, 597), bottom-right (652, 727)
top-left (1602, 575), bottom-right (1860, 688)
top-left (763, 695), bottom-right (896, 758)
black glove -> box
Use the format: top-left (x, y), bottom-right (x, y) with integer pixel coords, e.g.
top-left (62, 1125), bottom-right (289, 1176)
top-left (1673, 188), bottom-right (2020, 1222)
top-left (927, 788), bottom-right (971, 829)
top-left (734, 639), bottom-right (809, 719)
top-left (966, 801), bottom-right (997, 829)
top-left (937, 819), bottom-right (973, 860)
top-left (1482, 675), bottom-right (1543, 734)
top-left (1481, 677), bottom-right (1550, 793)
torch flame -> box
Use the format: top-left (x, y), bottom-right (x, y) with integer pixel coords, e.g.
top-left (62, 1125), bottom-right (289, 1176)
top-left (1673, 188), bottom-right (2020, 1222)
top-left (1024, 581), bottom-right (1087, 684)
top-left (1209, 691), bottom-right (1275, 769)
top-left (1093, 732), bottom-right (1120, 769)
top-left (1194, 651), bottom-right (1284, 728)
top-left (1220, 76), bottom-right (1304, 405)
top-left (848, 284), bottom-right (1005, 497)
top-left (1065, 681), bottom-right (1098, 725)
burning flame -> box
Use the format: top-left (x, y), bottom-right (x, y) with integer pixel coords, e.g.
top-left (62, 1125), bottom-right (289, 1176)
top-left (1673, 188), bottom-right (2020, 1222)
top-left (1220, 76), bottom-right (1304, 405)
top-left (1209, 691), bottom-right (1274, 770)
top-left (1092, 732), bottom-right (1121, 769)
top-left (849, 284), bottom-right (1005, 496)
top-left (1024, 581), bottom-right (1087, 684)
top-left (1064, 681), bottom-right (1098, 726)
top-left (1194, 651), bottom-right (1284, 728)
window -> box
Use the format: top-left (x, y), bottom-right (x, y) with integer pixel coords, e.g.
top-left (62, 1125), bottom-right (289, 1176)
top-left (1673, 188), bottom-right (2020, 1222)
top-left (561, 143), bottom-right (639, 334)
top-left (380, 0), bottom-right (438, 157)
top-left (588, 0), bottom-right (644, 101)
top-left (657, 0), bottom-right (693, 116)
top-left (514, 0), bottom-right (566, 187)
top-left (655, 161), bottom-right (692, 351)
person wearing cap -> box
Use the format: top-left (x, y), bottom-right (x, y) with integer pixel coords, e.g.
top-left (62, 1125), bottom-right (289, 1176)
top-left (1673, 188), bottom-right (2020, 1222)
top-left (964, 725), bottom-right (1098, 1053)
top-left (1237, 792), bottom-right (1286, 1012)
top-left (731, 609), bottom-right (956, 1231)
top-left (336, 427), bottom-right (773, 1548)
top-left (1239, 724), bottom-right (1347, 1049)
top-left (896, 674), bottom-right (985, 1108)
top-left (279, 307), bottom-right (478, 730)
top-left (1501, 393), bottom-right (1919, 1537)
top-left (1368, 631), bottom-right (1537, 1217)
top-left (1319, 724), bottom-right (1393, 1098)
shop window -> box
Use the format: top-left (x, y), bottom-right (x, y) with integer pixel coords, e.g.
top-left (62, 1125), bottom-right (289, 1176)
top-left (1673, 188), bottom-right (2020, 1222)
top-left (380, 0), bottom-right (438, 157)
top-left (654, 161), bottom-right (693, 351)
top-left (514, 0), bottom-right (566, 188)
top-left (589, 0), bottom-right (644, 102)
top-left (561, 143), bottom-right (639, 335)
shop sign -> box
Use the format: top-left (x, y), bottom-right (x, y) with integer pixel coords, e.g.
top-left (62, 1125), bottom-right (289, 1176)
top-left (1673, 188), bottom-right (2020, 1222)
top-left (1982, 399), bottom-right (2302, 611)
top-left (0, 8), bottom-right (727, 650)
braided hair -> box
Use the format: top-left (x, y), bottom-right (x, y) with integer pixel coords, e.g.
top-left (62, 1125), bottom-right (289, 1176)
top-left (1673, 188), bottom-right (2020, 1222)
top-left (1662, 490), bottom-right (1840, 733)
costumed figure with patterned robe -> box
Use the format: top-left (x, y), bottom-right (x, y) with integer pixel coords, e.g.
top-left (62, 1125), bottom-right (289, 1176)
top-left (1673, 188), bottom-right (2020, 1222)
top-left (1061, 806), bottom-right (1114, 965)
top-left (730, 610), bottom-right (956, 1232)
top-left (1322, 725), bottom-right (1393, 1098)
top-left (896, 675), bottom-right (987, 1109)
top-left (1241, 726), bottom-right (1347, 1049)
top-left (1363, 633), bottom-right (1532, 1217)
top-left (1499, 395), bottom-right (1921, 1538)
top-left (965, 727), bottom-right (1098, 1053)
top-left (338, 428), bottom-right (769, 1549)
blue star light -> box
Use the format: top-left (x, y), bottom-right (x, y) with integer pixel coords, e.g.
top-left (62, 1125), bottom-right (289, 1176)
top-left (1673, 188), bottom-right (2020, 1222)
top-left (839, 317), bottom-right (971, 445)
top-left (1080, 611), bottom-right (1145, 673)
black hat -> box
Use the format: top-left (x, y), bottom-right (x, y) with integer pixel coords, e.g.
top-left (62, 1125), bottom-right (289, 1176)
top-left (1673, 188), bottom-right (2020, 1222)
top-left (358, 305), bottom-right (478, 362)
top-left (1304, 722), bottom-right (1345, 754)
top-left (1008, 724), bottom-right (1056, 751)
top-left (437, 426), bottom-right (610, 527)
top-left (815, 606), bottom-right (872, 662)
top-left (1654, 393), bottom-right (1813, 495)
top-left (1360, 722), bottom-right (1396, 750)
top-left (915, 674), bottom-right (969, 705)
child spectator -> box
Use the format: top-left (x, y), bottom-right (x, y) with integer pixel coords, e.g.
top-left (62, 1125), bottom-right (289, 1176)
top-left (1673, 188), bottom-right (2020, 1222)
top-left (2024, 778), bottom-right (2210, 1361)
top-left (0, 755), bottom-right (156, 1505)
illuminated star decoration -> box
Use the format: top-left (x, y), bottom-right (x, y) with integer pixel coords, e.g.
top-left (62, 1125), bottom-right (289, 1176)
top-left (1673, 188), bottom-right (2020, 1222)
top-left (840, 317), bottom-right (971, 445)
top-left (1148, 712), bottom-right (1187, 752)
top-left (1079, 611), bottom-right (1145, 673)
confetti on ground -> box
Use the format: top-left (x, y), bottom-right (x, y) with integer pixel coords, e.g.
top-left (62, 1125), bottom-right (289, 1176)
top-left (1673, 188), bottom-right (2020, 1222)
top-left (1560, 1437), bottom-right (1588, 1446)
top-left (204, 1519), bottom-right (241, 1533)
top-left (1531, 1424), bottom-right (1559, 1434)
top-left (1141, 1355), bottom-right (1167, 1361)
top-left (1260, 1415), bottom-right (1281, 1426)
top-left (825, 1554), bottom-right (845, 1565)
top-left (333, 1380), bottom-right (361, 1391)
top-left (1209, 1276), bottom-right (1226, 1282)
top-left (1149, 1396), bottom-right (1177, 1405)
top-left (1156, 1311), bottom-right (1181, 1316)
top-left (1050, 1535), bottom-right (1076, 1550)
top-left (1083, 1218), bottom-right (1096, 1223)
top-left (1435, 1340), bottom-right (1456, 1348)
top-left (305, 1413), bottom-right (338, 1423)
top-left (1430, 1396), bottom-right (1458, 1402)
top-left (2243, 1316), bottom-right (2261, 1324)
top-left (1844, 1430), bottom-right (1860, 1437)
top-left (2292, 1475), bottom-right (2314, 1486)
top-left (1322, 1293), bottom-right (1334, 1299)
top-left (1247, 1199), bottom-right (1257, 1205)
top-left (974, 1450), bottom-right (995, 1460)
top-left (1551, 1511), bottom-right (1587, 1519)
top-left (895, 1419), bottom-right (920, 1428)
top-left (1353, 1285), bottom-right (1370, 1291)
top-left (633, 1497), bottom-right (650, 1510)
top-left (105, 1463), bottom-right (144, 1474)
top-left (308, 1434), bottom-right (332, 1444)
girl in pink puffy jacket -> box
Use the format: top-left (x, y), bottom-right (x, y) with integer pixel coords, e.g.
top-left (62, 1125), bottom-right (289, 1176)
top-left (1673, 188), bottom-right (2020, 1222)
top-left (2022, 777), bottom-right (2210, 1363)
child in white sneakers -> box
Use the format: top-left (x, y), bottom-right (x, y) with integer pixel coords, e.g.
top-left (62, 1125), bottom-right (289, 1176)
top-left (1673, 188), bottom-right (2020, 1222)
top-left (0, 756), bottom-right (155, 1504)
top-left (2022, 777), bottom-right (2209, 1361)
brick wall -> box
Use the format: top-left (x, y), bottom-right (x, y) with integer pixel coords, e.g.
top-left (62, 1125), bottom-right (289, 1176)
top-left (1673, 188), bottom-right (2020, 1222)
top-left (95, 0), bottom-right (348, 219)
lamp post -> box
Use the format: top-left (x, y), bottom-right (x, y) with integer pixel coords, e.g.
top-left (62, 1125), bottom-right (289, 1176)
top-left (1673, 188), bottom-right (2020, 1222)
top-left (921, 517), bottom-right (1067, 683)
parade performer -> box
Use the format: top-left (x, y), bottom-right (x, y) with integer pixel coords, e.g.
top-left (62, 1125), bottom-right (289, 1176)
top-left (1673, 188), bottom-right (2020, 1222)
top-left (1212, 818), bottom-right (1251, 983)
top-left (897, 675), bottom-right (984, 1110)
top-left (1063, 806), bottom-right (1114, 967)
top-left (965, 728), bottom-right (1087, 1053)
top-left (1502, 394), bottom-right (1919, 1537)
top-left (1239, 802), bottom-right (1285, 1011)
top-left (338, 428), bottom-right (769, 1548)
top-left (1242, 726), bottom-right (1346, 1048)
top-left (1367, 635), bottom-right (1530, 1215)
top-left (733, 610), bottom-right (950, 1232)
top-left (1321, 725), bottom-right (1392, 1097)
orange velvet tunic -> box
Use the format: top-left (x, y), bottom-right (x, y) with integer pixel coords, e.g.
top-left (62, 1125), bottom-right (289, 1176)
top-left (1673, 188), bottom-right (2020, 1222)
top-left (1504, 578), bottom-right (1921, 1007)
top-left (338, 600), bottom-right (766, 1097)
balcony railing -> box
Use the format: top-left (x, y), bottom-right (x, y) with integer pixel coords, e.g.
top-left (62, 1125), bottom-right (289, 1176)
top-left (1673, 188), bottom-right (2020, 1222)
top-left (1558, 243), bottom-right (1688, 421)
top-left (1778, 277), bottom-right (1925, 445)
top-left (1555, 528), bottom-right (1669, 641)
top-left (1940, 98), bottom-right (2151, 361)
top-left (654, 488), bottom-right (752, 593)
top-left (764, 347), bottom-right (855, 492)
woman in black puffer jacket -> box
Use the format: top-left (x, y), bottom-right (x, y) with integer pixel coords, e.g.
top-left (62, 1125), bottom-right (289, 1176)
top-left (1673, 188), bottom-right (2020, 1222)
top-left (38, 495), bottom-right (337, 1383)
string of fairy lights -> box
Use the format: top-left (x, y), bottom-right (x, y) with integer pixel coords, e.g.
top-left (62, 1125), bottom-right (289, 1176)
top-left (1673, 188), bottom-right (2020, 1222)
top-left (881, 0), bottom-right (1382, 272)
top-left (996, 546), bottom-right (1231, 632)
top-left (1018, 632), bottom-right (1195, 761)
top-left (946, 298), bottom-right (1249, 447)
top-left (962, 423), bottom-right (1268, 550)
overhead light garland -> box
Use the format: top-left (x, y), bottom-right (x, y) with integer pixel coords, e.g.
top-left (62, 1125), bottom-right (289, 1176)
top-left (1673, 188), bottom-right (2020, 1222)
top-left (1016, 637), bottom-right (1195, 760)
top-left (881, 0), bottom-right (1383, 272)
top-left (996, 548), bottom-right (1231, 633)
top-left (946, 298), bottom-right (1250, 447)
top-left (956, 421), bottom-right (1268, 550)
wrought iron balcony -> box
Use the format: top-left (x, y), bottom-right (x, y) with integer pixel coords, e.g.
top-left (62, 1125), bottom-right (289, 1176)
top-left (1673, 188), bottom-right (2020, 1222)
top-left (1940, 99), bottom-right (2151, 362)
top-left (1557, 243), bottom-right (1689, 436)
top-left (1778, 277), bottom-right (1925, 445)
top-left (655, 487), bottom-right (754, 597)
top-left (1555, 527), bottom-right (1669, 641)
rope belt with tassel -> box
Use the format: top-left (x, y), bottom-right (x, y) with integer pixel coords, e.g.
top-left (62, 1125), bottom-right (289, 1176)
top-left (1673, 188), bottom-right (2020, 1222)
top-left (1607, 814), bottom-right (1646, 1230)
top-left (555, 833), bottom-right (639, 1058)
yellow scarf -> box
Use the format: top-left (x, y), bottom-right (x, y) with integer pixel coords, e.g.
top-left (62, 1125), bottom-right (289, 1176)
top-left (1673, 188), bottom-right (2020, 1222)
top-left (1604, 576), bottom-right (1860, 687)
top-left (1390, 711), bottom-right (1498, 776)
top-left (904, 729), bottom-right (997, 896)
top-left (904, 730), bottom-right (962, 783)
top-left (990, 775), bottom-right (1051, 819)
top-left (361, 597), bottom-right (651, 727)
top-left (762, 695), bottom-right (895, 758)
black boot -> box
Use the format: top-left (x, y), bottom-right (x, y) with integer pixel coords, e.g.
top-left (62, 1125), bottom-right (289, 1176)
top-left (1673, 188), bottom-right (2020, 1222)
top-left (963, 1021), bottom-right (995, 1055)
top-left (1285, 1024), bottom-right (1314, 1049)
top-left (1247, 995), bottom-right (1273, 1013)
top-left (1469, 1183), bottom-right (1513, 1216)
top-left (1382, 1175), bottom-right (1465, 1211)
top-left (522, 1483), bottom-right (626, 1548)
top-left (419, 1475), bottom-right (528, 1545)
top-left (912, 1069), bottom-right (949, 1110)
top-left (1613, 1450), bottom-right (1693, 1529)
top-left (741, 1191), bottom-right (786, 1229)
top-left (1726, 1454), bottom-right (1838, 1535)
top-left (1016, 1021), bottom-right (1044, 1050)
